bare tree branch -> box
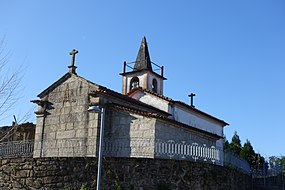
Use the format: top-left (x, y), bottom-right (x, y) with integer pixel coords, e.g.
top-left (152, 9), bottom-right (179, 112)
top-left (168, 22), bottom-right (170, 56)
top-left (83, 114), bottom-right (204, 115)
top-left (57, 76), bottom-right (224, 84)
top-left (0, 37), bottom-right (24, 123)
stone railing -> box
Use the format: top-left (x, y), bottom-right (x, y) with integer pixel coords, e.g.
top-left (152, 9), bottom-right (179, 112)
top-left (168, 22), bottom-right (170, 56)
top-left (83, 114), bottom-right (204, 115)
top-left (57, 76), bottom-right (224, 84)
top-left (103, 139), bottom-right (221, 164)
top-left (0, 140), bottom-right (34, 158)
top-left (154, 140), bottom-right (221, 164)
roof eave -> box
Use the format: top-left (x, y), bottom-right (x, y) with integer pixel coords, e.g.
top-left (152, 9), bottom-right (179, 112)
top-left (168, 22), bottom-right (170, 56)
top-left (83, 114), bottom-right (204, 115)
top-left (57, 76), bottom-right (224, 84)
top-left (90, 88), bottom-right (171, 117)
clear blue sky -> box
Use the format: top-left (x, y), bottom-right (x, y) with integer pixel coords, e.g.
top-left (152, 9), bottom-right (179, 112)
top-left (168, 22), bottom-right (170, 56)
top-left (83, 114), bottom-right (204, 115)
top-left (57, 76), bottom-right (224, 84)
top-left (1, 1), bottom-right (285, 156)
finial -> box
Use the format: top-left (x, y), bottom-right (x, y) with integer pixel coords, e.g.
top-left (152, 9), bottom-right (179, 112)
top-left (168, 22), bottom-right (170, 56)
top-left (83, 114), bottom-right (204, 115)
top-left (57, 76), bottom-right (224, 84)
top-left (68, 49), bottom-right (78, 74)
top-left (188, 93), bottom-right (196, 107)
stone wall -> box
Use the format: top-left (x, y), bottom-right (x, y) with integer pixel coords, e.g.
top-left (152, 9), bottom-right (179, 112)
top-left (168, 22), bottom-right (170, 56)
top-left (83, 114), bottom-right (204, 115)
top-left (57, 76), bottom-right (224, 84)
top-left (34, 75), bottom-right (100, 157)
top-left (0, 157), bottom-right (251, 190)
top-left (106, 109), bottom-right (155, 158)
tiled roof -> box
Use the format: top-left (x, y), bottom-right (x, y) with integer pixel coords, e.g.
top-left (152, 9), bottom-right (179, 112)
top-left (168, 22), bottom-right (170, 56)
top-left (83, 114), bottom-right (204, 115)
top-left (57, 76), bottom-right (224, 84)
top-left (90, 86), bottom-right (171, 117)
top-left (109, 104), bottom-right (162, 118)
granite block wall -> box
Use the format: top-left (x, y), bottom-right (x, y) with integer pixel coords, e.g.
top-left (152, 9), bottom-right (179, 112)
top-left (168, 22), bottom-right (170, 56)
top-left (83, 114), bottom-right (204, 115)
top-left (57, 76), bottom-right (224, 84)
top-left (0, 157), bottom-right (251, 190)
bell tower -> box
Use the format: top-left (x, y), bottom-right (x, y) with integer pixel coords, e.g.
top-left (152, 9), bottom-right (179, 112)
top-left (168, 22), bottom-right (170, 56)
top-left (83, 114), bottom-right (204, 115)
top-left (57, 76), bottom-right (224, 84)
top-left (121, 37), bottom-right (166, 95)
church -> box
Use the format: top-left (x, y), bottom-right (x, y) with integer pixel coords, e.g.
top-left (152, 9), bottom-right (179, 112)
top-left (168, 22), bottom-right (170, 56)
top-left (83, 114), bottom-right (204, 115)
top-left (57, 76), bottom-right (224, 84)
top-left (32, 37), bottom-right (228, 164)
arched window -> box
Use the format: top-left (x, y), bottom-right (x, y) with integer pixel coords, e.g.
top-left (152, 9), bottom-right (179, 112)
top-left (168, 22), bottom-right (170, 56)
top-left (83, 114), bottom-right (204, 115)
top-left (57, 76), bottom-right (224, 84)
top-left (152, 79), bottom-right (158, 93)
top-left (130, 77), bottom-right (139, 91)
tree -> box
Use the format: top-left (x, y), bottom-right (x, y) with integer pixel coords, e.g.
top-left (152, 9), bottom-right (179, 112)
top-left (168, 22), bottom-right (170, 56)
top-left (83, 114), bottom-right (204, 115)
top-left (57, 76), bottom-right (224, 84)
top-left (268, 156), bottom-right (285, 176)
top-left (224, 138), bottom-right (230, 151)
top-left (228, 131), bottom-right (242, 156)
top-left (240, 139), bottom-right (255, 166)
top-left (253, 153), bottom-right (266, 167)
top-left (0, 37), bottom-right (22, 123)
top-left (281, 157), bottom-right (285, 177)
top-left (269, 156), bottom-right (280, 169)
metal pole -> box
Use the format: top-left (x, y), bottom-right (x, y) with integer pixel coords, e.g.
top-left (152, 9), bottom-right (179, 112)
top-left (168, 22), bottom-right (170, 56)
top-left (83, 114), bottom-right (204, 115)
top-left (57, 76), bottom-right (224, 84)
top-left (40, 104), bottom-right (47, 157)
top-left (123, 61), bottom-right (126, 73)
top-left (96, 107), bottom-right (105, 190)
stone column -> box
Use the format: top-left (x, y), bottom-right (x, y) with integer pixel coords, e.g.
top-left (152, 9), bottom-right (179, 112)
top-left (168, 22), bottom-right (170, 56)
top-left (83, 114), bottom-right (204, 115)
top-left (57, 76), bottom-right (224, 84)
top-left (31, 100), bottom-right (48, 158)
top-left (33, 114), bottom-right (45, 158)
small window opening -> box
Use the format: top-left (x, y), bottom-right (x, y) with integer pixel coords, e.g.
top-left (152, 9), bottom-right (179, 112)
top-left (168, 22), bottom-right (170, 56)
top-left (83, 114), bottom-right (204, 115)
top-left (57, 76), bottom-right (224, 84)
top-left (130, 77), bottom-right (139, 91)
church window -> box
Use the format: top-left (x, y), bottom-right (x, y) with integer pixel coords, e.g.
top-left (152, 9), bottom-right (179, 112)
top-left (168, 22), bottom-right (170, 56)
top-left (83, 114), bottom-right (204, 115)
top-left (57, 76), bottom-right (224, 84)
top-left (130, 77), bottom-right (139, 90)
top-left (152, 79), bottom-right (158, 93)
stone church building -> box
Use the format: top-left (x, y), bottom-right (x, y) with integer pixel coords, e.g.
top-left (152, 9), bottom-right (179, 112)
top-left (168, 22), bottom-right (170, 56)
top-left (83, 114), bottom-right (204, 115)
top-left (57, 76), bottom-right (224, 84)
top-left (32, 37), bottom-right (228, 164)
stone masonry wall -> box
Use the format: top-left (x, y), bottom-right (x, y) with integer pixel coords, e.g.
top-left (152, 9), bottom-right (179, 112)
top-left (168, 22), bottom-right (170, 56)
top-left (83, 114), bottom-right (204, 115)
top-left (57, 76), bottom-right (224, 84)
top-left (106, 109), bottom-right (155, 158)
top-left (0, 157), bottom-right (251, 190)
top-left (34, 75), bottom-right (100, 157)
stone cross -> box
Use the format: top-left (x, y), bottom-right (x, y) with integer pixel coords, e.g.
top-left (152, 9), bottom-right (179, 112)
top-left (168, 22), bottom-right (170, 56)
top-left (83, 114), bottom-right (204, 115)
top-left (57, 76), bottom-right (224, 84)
top-left (68, 49), bottom-right (78, 74)
top-left (69, 49), bottom-right (78, 67)
top-left (188, 93), bottom-right (196, 107)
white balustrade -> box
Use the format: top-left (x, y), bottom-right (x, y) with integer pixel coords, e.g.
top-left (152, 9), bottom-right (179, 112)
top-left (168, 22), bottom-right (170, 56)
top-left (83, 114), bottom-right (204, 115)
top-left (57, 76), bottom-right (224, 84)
top-left (0, 139), bottom-right (250, 174)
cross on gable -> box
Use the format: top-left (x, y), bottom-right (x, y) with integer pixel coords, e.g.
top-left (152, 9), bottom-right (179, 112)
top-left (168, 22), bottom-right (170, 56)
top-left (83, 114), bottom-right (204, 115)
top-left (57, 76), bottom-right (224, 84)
top-left (188, 93), bottom-right (196, 107)
top-left (69, 49), bottom-right (78, 67)
top-left (68, 49), bottom-right (79, 74)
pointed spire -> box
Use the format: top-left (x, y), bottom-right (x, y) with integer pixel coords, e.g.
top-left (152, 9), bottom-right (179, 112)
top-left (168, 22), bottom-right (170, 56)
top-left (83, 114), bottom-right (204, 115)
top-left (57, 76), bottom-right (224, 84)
top-left (134, 36), bottom-right (153, 71)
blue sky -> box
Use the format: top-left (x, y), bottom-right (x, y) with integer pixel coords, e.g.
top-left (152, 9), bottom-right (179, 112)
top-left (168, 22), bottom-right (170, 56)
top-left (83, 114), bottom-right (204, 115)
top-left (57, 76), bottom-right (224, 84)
top-left (1, 1), bottom-right (285, 156)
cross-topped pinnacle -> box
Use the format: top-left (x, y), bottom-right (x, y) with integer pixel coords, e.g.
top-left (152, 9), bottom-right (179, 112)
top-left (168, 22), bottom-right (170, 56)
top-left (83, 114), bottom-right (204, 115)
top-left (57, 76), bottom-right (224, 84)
top-left (188, 93), bottom-right (196, 107)
top-left (68, 49), bottom-right (78, 74)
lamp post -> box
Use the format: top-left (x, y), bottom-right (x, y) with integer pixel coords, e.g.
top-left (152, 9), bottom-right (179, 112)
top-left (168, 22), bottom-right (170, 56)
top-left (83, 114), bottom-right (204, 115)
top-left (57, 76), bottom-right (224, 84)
top-left (88, 105), bottom-right (106, 190)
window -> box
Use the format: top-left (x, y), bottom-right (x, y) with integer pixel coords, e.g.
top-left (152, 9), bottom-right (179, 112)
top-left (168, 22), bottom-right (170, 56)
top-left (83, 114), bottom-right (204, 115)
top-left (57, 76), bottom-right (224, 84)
top-left (152, 79), bottom-right (157, 93)
top-left (130, 77), bottom-right (139, 90)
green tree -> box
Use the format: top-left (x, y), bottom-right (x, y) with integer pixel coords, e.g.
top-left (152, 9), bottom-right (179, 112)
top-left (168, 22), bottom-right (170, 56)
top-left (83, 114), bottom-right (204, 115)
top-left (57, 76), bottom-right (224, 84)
top-left (240, 139), bottom-right (255, 166)
top-left (228, 131), bottom-right (242, 156)
top-left (252, 153), bottom-right (266, 168)
top-left (269, 156), bottom-right (280, 168)
top-left (269, 156), bottom-right (285, 176)
top-left (281, 157), bottom-right (285, 176)
top-left (224, 138), bottom-right (230, 151)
